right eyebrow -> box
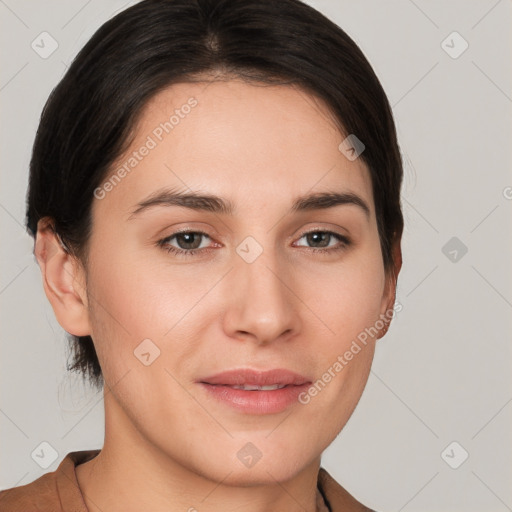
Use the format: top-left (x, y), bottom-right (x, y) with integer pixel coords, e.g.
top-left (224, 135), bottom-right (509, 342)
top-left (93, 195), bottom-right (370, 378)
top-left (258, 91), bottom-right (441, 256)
top-left (128, 188), bottom-right (234, 220)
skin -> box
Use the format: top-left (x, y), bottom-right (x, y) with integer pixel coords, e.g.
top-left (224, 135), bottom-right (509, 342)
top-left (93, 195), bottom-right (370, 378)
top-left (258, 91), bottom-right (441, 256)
top-left (35, 79), bottom-right (401, 512)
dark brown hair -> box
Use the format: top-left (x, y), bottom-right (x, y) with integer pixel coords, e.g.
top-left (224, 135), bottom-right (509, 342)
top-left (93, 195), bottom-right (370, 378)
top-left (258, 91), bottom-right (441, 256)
top-left (26, 0), bottom-right (404, 390)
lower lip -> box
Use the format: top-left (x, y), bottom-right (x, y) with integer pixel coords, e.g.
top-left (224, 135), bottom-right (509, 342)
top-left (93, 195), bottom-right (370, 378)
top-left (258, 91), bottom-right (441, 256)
top-left (199, 383), bottom-right (311, 414)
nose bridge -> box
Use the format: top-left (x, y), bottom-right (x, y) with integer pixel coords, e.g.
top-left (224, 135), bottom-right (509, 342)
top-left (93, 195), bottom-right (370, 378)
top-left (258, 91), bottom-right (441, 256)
top-left (224, 233), bottom-right (299, 343)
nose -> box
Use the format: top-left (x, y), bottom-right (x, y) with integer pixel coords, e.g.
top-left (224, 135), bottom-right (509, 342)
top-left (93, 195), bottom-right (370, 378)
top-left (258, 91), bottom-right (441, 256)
top-left (222, 243), bottom-right (301, 346)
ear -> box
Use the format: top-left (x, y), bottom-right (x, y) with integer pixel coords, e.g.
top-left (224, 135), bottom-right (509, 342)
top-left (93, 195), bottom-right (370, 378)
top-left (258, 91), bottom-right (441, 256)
top-left (377, 235), bottom-right (403, 339)
top-left (34, 218), bottom-right (91, 337)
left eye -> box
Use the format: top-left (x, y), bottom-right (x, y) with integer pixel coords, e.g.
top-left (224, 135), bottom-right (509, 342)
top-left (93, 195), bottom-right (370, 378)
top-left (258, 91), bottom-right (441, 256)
top-left (157, 229), bottom-right (350, 258)
top-left (294, 230), bottom-right (349, 251)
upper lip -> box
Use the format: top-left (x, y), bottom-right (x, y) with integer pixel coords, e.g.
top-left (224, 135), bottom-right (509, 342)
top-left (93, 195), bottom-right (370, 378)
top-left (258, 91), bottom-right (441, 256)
top-left (198, 368), bottom-right (311, 387)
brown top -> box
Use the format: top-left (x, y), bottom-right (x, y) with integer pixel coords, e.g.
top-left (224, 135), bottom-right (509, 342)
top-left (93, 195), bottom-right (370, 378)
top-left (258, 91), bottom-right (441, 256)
top-left (0, 450), bottom-right (375, 511)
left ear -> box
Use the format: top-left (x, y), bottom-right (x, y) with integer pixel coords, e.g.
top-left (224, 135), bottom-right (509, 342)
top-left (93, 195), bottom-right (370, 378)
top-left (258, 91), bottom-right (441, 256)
top-left (378, 236), bottom-right (402, 339)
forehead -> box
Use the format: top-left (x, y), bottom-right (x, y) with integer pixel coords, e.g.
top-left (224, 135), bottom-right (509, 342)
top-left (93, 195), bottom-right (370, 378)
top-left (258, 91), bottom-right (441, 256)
top-left (94, 79), bottom-right (374, 219)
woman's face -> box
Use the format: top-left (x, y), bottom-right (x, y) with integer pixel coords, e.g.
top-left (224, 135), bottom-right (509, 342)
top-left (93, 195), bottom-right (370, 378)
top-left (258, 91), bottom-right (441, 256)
top-left (72, 79), bottom-right (398, 483)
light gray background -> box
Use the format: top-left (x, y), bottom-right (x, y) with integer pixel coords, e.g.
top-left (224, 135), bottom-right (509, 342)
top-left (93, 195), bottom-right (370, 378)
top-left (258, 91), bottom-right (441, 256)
top-left (1, 1), bottom-right (511, 510)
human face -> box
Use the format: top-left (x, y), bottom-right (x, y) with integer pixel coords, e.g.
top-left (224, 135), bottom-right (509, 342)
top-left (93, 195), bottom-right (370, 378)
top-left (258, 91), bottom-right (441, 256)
top-left (83, 79), bottom-right (396, 484)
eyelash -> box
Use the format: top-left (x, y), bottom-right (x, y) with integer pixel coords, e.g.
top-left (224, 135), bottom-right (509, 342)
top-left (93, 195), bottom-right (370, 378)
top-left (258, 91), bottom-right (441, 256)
top-left (157, 229), bottom-right (351, 258)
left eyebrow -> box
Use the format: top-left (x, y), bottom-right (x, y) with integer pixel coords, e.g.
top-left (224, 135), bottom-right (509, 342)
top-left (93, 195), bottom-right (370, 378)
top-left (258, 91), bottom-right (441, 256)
top-left (127, 187), bottom-right (370, 220)
top-left (290, 191), bottom-right (370, 219)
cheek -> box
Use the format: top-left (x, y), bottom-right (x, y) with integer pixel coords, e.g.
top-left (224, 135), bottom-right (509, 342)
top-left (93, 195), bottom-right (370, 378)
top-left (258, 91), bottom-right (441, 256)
top-left (86, 248), bottom-right (186, 336)
top-left (295, 246), bottom-right (384, 412)
top-left (300, 251), bottom-right (386, 347)
top-left (84, 245), bottom-right (215, 379)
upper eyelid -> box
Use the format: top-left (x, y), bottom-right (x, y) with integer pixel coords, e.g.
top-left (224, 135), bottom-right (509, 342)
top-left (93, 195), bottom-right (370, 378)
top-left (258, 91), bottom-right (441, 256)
top-left (293, 230), bottom-right (350, 248)
top-left (160, 228), bottom-right (349, 247)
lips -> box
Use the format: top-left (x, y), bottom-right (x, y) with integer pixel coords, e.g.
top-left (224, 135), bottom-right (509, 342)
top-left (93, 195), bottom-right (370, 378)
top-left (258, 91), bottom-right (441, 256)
top-left (198, 368), bottom-right (311, 387)
top-left (197, 368), bottom-right (313, 414)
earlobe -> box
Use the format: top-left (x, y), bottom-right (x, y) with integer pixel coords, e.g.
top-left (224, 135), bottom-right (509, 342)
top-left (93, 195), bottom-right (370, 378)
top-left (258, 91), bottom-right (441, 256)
top-left (34, 218), bottom-right (91, 337)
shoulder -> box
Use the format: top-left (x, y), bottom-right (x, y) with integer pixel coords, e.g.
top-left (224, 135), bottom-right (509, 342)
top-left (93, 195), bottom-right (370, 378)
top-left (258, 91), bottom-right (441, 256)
top-left (318, 466), bottom-right (377, 512)
top-left (0, 470), bottom-right (60, 512)
top-left (0, 449), bottom-right (100, 512)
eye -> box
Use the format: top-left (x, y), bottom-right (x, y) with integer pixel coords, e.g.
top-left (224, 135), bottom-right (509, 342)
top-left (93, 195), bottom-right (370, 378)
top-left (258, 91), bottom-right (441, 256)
top-left (157, 230), bottom-right (213, 257)
top-left (157, 228), bottom-right (351, 258)
top-left (294, 229), bottom-right (351, 254)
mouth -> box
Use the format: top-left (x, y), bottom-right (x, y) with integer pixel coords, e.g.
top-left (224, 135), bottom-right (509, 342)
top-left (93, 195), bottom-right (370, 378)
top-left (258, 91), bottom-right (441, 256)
top-left (197, 368), bottom-right (312, 414)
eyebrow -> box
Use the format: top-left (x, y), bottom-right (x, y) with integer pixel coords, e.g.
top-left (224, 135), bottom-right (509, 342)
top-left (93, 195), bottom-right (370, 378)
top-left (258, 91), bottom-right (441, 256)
top-left (127, 188), bottom-right (370, 220)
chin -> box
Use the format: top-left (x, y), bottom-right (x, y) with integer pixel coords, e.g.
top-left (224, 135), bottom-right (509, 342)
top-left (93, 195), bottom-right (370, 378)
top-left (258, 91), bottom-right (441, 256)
top-left (218, 461), bottom-right (309, 488)
top-left (202, 444), bottom-right (315, 487)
